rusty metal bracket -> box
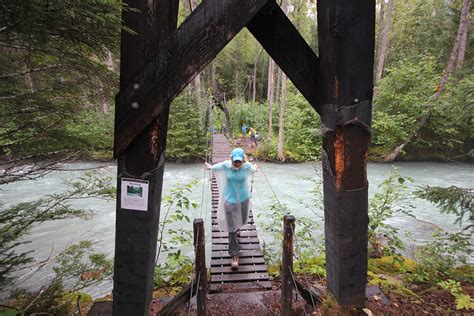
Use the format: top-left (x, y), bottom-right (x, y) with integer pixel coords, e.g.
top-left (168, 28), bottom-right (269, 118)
top-left (320, 100), bottom-right (372, 135)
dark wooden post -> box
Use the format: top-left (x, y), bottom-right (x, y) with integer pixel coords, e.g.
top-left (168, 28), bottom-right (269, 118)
top-left (193, 219), bottom-right (207, 315)
top-left (113, 1), bottom-right (179, 315)
top-left (281, 215), bottom-right (295, 316)
top-left (317, 0), bottom-right (375, 306)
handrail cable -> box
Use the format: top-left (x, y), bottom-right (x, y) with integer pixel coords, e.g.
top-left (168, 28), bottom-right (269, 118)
top-left (289, 268), bottom-right (308, 316)
top-left (290, 223), bottom-right (317, 311)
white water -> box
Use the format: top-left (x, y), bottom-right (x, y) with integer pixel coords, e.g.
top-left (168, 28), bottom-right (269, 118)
top-left (1, 161), bottom-right (472, 298)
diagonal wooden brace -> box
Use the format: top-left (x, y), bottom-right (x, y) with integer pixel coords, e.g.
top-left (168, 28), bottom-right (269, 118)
top-left (114, 0), bottom-right (270, 157)
top-left (247, 1), bottom-right (320, 114)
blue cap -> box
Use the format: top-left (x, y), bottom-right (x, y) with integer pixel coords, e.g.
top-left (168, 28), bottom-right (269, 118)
top-left (231, 148), bottom-right (244, 161)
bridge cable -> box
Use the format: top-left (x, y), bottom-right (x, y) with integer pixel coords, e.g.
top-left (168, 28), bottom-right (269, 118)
top-left (252, 155), bottom-right (318, 312)
top-left (290, 223), bottom-right (317, 311)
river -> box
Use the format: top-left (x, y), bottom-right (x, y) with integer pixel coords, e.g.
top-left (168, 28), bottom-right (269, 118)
top-left (1, 161), bottom-right (472, 298)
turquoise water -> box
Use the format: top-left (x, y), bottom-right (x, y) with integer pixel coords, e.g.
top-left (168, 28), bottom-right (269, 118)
top-left (1, 161), bottom-right (472, 297)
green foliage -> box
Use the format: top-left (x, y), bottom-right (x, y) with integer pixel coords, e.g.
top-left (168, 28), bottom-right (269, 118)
top-left (0, 0), bottom-right (122, 175)
top-left (368, 168), bottom-right (414, 257)
top-left (283, 92), bottom-right (321, 160)
top-left (227, 91), bottom-right (322, 162)
top-left (406, 229), bottom-right (472, 284)
top-left (293, 254), bottom-right (326, 278)
top-left (154, 180), bottom-right (199, 289)
top-left (0, 172), bottom-right (114, 288)
top-left (415, 185), bottom-right (473, 227)
top-left (372, 58), bottom-right (439, 155)
top-left (388, 0), bottom-right (460, 67)
top-left (438, 279), bottom-right (474, 310)
top-left (368, 256), bottom-right (416, 275)
top-left (228, 99), bottom-right (268, 136)
top-left (8, 241), bottom-right (109, 315)
top-left (258, 198), bottom-right (321, 271)
top-left (53, 240), bottom-right (113, 292)
top-left (166, 95), bottom-right (208, 161)
top-left (367, 271), bottom-right (417, 297)
top-left (65, 110), bottom-right (115, 160)
top-left (255, 137), bottom-right (279, 160)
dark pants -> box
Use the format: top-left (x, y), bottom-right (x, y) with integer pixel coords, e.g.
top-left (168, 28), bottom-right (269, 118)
top-left (225, 199), bottom-right (250, 257)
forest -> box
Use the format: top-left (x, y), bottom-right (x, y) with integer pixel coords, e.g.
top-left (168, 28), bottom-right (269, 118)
top-left (0, 0), bottom-right (473, 314)
top-left (1, 0), bottom-right (473, 179)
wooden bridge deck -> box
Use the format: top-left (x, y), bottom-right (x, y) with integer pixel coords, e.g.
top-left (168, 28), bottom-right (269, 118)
top-left (209, 134), bottom-right (272, 293)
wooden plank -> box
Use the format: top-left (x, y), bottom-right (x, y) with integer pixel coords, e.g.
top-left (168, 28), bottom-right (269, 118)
top-left (210, 257), bottom-right (266, 266)
top-left (212, 224), bottom-right (256, 231)
top-left (212, 237), bottom-right (261, 244)
top-left (211, 250), bottom-right (263, 258)
top-left (114, 0), bottom-right (270, 155)
top-left (247, 0), bottom-right (320, 114)
top-left (210, 281), bottom-right (272, 292)
top-left (212, 243), bottom-right (261, 251)
top-left (211, 265), bottom-right (268, 274)
top-left (212, 231), bottom-right (258, 238)
top-left (211, 272), bottom-right (270, 282)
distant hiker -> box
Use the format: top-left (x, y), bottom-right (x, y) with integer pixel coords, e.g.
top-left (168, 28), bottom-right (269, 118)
top-left (241, 124), bottom-right (247, 141)
top-left (205, 148), bottom-right (259, 270)
top-left (249, 127), bottom-right (257, 148)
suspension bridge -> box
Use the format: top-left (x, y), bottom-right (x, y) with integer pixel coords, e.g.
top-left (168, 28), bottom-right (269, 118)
top-left (209, 134), bottom-right (272, 293)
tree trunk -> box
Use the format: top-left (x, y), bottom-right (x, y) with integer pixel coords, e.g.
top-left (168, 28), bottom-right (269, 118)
top-left (267, 57), bottom-right (275, 136)
top-left (189, 0), bottom-right (202, 122)
top-left (373, 0), bottom-right (393, 98)
top-left (456, 0), bottom-right (470, 72)
top-left (211, 61), bottom-right (217, 93)
top-left (252, 46), bottom-right (260, 102)
top-left (383, 0), bottom-right (470, 162)
top-left (377, 0), bottom-right (385, 41)
top-left (277, 71), bottom-right (287, 161)
top-left (277, 0), bottom-right (289, 161)
top-left (275, 67), bottom-right (282, 105)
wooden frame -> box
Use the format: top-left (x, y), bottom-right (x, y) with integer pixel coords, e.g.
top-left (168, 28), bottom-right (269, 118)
top-left (113, 0), bottom-right (375, 313)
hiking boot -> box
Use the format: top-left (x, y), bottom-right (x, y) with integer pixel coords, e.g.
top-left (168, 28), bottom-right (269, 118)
top-left (231, 256), bottom-right (239, 270)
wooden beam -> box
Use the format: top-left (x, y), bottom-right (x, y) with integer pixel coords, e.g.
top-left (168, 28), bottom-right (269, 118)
top-left (114, 0), bottom-right (270, 156)
top-left (193, 219), bottom-right (207, 316)
top-left (247, 0), bottom-right (320, 113)
top-left (113, 1), bottom-right (179, 315)
top-left (317, 0), bottom-right (375, 306)
top-left (281, 215), bottom-right (295, 316)
top-left (157, 281), bottom-right (197, 315)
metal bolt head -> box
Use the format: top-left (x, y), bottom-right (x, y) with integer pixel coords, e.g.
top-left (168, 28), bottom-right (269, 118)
top-left (132, 102), bottom-right (139, 109)
top-left (133, 83), bottom-right (140, 90)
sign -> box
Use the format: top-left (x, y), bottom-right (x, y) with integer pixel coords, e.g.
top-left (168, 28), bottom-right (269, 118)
top-left (121, 178), bottom-right (149, 211)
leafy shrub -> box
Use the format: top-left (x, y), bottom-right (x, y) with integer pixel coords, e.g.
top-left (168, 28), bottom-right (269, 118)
top-left (154, 180), bottom-right (198, 289)
top-left (368, 168), bottom-right (414, 257)
top-left (438, 279), bottom-right (474, 311)
top-left (406, 229), bottom-right (472, 284)
top-left (284, 93), bottom-right (321, 160)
